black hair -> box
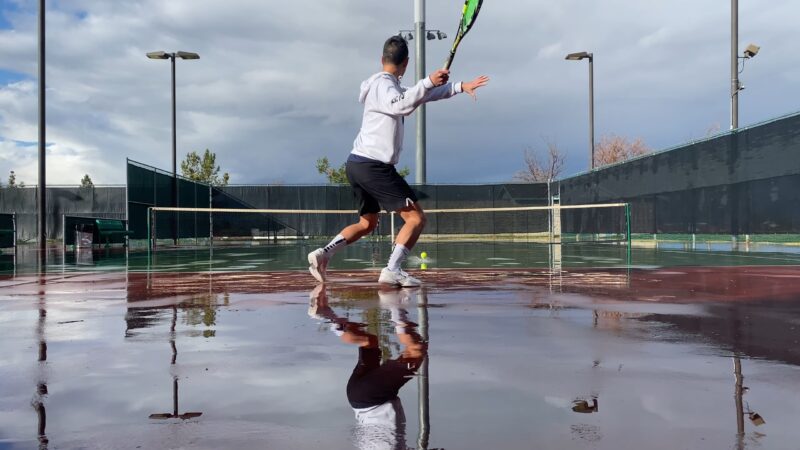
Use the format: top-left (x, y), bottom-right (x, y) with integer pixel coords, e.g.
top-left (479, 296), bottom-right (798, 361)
top-left (383, 36), bottom-right (409, 66)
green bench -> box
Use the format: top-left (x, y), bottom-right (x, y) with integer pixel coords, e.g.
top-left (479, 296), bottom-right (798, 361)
top-left (65, 216), bottom-right (132, 248)
top-left (0, 213), bottom-right (16, 250)
top-left (93, 219), bottom-right (134, 248)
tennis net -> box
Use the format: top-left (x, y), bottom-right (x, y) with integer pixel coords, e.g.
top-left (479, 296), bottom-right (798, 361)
top-left (143, 203), bottom-right (631, 249)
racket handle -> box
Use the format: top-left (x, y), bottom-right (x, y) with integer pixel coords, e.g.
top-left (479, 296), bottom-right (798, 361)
top-left (443, 51), bottom-right (456, 70)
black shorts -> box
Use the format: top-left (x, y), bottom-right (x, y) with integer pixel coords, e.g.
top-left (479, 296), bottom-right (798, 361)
top-left (346, 347), bottom-right (417, 409)
top-left (346, 160), bottom-right (418, 216)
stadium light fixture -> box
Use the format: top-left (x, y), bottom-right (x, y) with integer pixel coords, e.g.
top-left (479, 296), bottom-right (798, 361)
top-left (146, 51), bottom-right (169, 60)
top-left (398, 30), bottom-right (414, 41)
top-left (565, 51), bottom-right (595, 170)
top-left (565, 52), bottom-right (592, 61)
top-left (176, 51), bottom-right (200, 60)
top-left (742, 44), bottom-right (759, 59)
top-left (146, 50), bottom-right (200, 244)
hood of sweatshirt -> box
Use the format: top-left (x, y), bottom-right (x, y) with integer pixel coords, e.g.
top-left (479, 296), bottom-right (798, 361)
top-left (359, 72), bottom-right (393, 104)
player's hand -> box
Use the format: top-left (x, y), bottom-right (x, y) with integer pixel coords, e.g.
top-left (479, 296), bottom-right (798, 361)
top-left (462, 75), bottom-right (490, 100)
top-left (428, 69), bottom-right (450, 87)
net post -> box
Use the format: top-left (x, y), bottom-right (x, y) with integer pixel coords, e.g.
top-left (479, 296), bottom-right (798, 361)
top-left (625, 203), bottom-right (631, 247)
top-left (208, 184), bottom-right (213, 248)
top-left (390, 212), bottom-right (396, 243)
top-left (147, 207), bottom-right (153, 253)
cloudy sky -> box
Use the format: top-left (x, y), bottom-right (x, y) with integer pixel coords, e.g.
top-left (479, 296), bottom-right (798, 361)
top-left (0, 0), bottom-right (797, 186)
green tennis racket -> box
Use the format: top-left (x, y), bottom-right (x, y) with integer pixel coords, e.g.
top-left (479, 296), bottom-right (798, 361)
top-left (443, 0), bottom-right (484, 70)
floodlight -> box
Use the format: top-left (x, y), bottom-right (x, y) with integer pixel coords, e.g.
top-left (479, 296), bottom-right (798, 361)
top-left (146, 51), bottom-right (169, 60)
top-left (176, 51), bottom-right (200, 60)
top-left (749, 412), bottom-right (765, 426)
top-left (565, 51), bottom-right (592, 61)
top-left (743, 44), bottom-right (760, 58)
top-left (437, 31), bottom-right (447, 39)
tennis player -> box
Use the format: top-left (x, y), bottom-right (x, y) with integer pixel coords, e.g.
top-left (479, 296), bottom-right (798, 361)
top-left (308, 35), bottom-right (489, 286)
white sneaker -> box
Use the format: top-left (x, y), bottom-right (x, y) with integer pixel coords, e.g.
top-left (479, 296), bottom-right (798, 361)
top-left (378, 288), bottom-right (411, 306)
top-left (308, 284), bottom-right (326, 318)
top-left (307, 248), bottom-right (328, 283)
top-left (379, 268), bottom-right (422, 287)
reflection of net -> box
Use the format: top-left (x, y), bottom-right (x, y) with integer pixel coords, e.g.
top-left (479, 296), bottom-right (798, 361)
top-left (145, 203), bottom-right (630, 248)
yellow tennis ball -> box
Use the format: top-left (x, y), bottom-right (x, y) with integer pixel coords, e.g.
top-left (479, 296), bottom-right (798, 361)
top-left (420, 263), bottom-right (428, 270)
top-left (421, 251), bottom-right (428, 259)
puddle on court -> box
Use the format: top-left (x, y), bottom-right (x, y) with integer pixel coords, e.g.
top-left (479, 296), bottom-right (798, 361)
top-left (1, 270), bottom-right (800, 449)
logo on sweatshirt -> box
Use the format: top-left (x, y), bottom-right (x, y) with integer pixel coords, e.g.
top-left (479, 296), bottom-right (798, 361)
top-left (391, 93), bottom-right (405, 104)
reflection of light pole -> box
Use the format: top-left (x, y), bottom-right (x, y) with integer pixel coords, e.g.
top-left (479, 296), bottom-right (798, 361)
top-left (565, 52), bottom-right (595, 170)
top-left (149, 306), bottom-right (203, 421)
top-left (417, 287), bottom-right (430, 450)
top-left (733, 356), bottom-right (765, 449)
top-left (147, 51), bottom-right (200, 244)
top-left (33, 296), bottom-right (49, 449)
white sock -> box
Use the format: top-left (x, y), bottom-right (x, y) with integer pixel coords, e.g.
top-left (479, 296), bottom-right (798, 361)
top-left (323, 234), bottom-right (348, 257)
top-left (387, 244), bottom-right (409, 271)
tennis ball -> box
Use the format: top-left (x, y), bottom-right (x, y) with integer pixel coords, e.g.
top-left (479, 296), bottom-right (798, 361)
top-left (421, 251), bottom-right (428, 259)
top-left (421, 263), bottom-right (428, 270)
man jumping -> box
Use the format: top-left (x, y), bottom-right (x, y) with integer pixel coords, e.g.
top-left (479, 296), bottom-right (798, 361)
top-left (308, 35), bottom-right (489, 286)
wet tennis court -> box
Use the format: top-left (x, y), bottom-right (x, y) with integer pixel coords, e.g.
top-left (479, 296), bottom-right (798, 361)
top-left (1, 242), bottom-right (800, 449)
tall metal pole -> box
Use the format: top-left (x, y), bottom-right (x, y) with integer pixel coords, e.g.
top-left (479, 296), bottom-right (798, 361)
top-left (730, 0), bottom-right (739, 130)
top-left (414, 0), bottom-right (427, 185)
top-left (588, 55), bottom-right (595, 170)
top-left (38, 0), bottom-right (46, 254)
top-left (171, 54), bottom-right (178, 245)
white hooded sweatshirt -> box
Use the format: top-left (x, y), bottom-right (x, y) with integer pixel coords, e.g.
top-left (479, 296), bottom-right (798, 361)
top-left (351, 72), bottom-right (463, 165)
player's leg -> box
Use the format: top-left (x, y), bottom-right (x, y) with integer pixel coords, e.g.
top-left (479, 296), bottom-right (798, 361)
top-left (376, 196), bottom-right (425, 287)
top-left (379, 202), bottom-right (426, 287)
top-left (308, 213), bottom-right (378, 283)
top-left (308, 162), bottom-right (381, 283)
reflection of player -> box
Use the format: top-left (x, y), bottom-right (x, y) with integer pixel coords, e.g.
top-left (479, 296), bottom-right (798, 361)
top-left (308, 286), bottom-right (426, 450)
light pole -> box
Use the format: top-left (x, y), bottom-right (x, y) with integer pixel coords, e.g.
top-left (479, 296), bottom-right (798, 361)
top-left (730, 0), bottom-right (760, 131)
top-left (147, 51), bottom-right (199, 244)
top-left (731, 0), bottom-right (739, 130)
top-left (397, 24), bottom-right (447, 185)
top-left (565, 52), bottom-right (594, 170)
top-left (38, 0), bottom-right (46, 256)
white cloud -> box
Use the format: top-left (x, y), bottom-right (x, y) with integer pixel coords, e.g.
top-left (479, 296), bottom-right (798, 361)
top-left (0, 0), bottom-right (798, 184)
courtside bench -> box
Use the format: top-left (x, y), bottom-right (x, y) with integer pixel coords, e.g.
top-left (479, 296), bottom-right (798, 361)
top-left (0, 213), bottom-right (16, 250)
top-left (63, 215), bottom-right (132, 248)
top-left (94, 219), bottom-right (133, 247)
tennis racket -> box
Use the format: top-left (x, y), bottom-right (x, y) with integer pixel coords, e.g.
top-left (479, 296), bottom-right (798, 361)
top-left (443, 0), bottom-right (484, 70)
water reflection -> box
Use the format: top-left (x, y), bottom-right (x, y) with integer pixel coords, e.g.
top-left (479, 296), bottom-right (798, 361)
top-left (32, 291), bottom-right (48, 449)
top-left (125, 297), bottom-right (219, 422)
top-left (308, 285), bottom-right (428, 450)
top-left (146, 305), bottom-right (203, 421)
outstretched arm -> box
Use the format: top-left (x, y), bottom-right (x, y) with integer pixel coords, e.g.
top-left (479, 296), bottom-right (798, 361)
top-left (423, 74), bottom-right (490, 103)
top-left (461, 75), bottom-right (490, 101)
top-left (374, 69), bottom-right (451, 116)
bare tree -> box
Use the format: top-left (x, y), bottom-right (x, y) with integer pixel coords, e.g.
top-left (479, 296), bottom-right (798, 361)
top-left (514, 139), bottom-right (566, 182)
top-left (593, 134), bottom-right (651, 168)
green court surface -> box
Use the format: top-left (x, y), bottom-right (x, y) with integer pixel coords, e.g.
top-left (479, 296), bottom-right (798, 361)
top-left (3, 240), bottom-right (800, 275)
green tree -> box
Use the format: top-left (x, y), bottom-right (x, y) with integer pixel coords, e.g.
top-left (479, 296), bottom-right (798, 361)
top-left (80, 174), bottom-right (94, 188)
top-left (7, 171), bottom-right (24, 188)
top-left (316, 157), bottom-right (410, 184)
top-left (181, 149), bottom-right (230, 186)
